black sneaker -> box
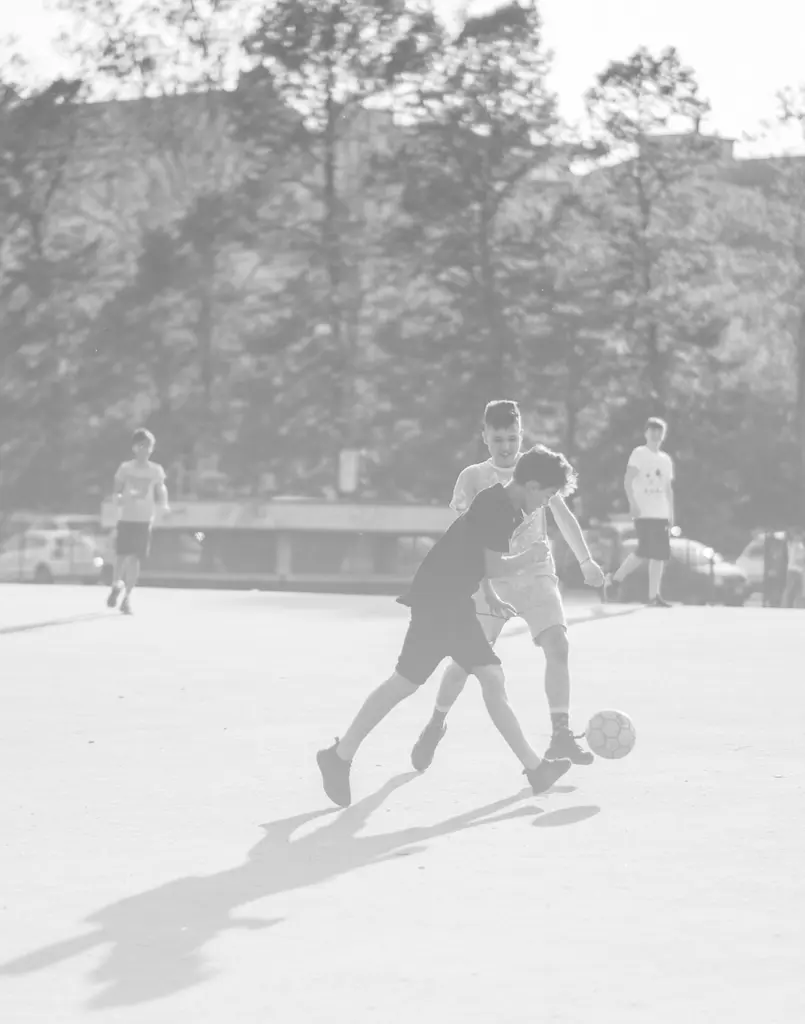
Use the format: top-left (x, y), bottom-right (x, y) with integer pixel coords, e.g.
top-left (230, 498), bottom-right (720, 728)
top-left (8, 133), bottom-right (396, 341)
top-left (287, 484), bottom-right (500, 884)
top-left (317, 739), bottom-right (352, 807)
top-left (648, 596), bottom-right (673, 608)
top-left (120, 597), bottom-right (132, 616)
top-left (411, 719), bottom-right (447, 772)
top-left (545, 727), bottom-right (594, 765)
top-left (107, 585), bottom-right (121, 609)
top-left (524, 757), bottom-right (572, 796)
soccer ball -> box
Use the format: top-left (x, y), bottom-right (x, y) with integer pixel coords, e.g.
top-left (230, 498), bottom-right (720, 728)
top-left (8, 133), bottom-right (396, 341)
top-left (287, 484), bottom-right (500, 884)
top-left (585, 710), bottom-right (636, 760)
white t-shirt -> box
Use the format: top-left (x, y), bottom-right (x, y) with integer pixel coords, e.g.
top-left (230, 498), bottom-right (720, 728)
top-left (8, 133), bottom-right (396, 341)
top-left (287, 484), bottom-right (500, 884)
top-left (450, 459), bottom-right (515, 513)
top-left (115, 460), bottom-right (167, 523)
top-left (628, 445), bottom-right (674, 520)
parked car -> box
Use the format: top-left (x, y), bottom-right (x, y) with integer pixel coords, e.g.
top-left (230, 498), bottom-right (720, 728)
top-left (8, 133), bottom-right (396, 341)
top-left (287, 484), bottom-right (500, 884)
top-left (735, 535), bottom-right (766, 596)
top-left (0, 530), bottom-right (105, 584)
top-left (615, 537), bottom-right (749, 605)
top-left (552, 521), bottom-right (749, 605)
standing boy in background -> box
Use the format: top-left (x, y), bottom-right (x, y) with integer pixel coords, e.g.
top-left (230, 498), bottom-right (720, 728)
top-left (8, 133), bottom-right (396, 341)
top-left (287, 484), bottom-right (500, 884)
top-left (607, 417), bottom-right (675, 607)
top-left (107, 429), bottom-right (169, 615)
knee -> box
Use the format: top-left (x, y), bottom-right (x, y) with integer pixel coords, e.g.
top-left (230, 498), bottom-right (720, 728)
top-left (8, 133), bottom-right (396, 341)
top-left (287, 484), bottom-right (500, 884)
top-left (443, 661), bottom-right (469, 685)
top-left (388, 672), bottom-right (420, 700)
top-left (539, 627), bottom-right (569, 662)
top-left (475, 665), bottom-right (506, 699)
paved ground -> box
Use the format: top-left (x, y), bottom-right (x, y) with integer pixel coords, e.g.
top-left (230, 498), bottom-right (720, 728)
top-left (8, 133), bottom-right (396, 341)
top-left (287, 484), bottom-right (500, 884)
top-left (0, 584), bottom-right (803, 1024)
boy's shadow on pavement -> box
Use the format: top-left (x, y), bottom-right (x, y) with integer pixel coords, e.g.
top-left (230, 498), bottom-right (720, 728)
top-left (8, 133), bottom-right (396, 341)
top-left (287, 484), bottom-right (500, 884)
top-left (0, 774), bottom-right (597, 1010)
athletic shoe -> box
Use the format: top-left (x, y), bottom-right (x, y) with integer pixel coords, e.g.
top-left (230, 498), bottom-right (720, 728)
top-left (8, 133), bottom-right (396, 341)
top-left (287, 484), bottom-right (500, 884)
top-left (544, 727), bottom-right (594, 765)
top-left (647, 596), bottom-right (673, 608)
top-left (120, 597), bottom-right (132, 616)
top-left (317, 739), bottom-right (352, 807)
top-left (107, 585), bottom-right (122, 609)
top-left (524, 757), bottom-right (572, 795)
top-left (411, 719), bottom-right (447, 772)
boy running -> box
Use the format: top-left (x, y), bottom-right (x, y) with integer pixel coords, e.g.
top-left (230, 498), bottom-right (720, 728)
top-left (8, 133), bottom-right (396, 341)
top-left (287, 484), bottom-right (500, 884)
top-left (411, 401), bottom-right (605, 773)
top-left (606, 417), bottom-right (675, 607)
top-left (316, 446), bottom-right (581, 808)
top-left (106, 429), bottom-right (169, 615)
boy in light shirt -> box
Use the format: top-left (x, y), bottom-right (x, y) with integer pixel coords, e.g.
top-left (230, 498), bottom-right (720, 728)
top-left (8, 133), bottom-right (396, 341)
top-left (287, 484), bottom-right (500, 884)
top-left (607, 417), bottom-right (675, 606)
top-left (107, 428), bottom-right (169, 615)
top-left (410, 400), bottom-right (605, 772)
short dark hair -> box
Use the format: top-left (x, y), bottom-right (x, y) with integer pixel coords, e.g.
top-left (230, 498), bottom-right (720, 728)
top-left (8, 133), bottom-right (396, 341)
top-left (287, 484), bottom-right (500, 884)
top-left (646, 417), bottom-right (667, 434)
top-left (132, 428), bottom-right (156, 447)
top-left (484, 400), bottom-right (520, 429)
top-left (513, 445), bottom-right (578, 497)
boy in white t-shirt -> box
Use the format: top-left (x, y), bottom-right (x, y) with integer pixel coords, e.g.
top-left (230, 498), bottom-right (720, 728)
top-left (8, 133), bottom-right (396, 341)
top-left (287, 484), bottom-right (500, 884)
top-left (607, 417), bottom-right (675, 607)
top-left (409, 400), bottom-right (605, 772)
top-left (107, 428), bottom-right (169, 615)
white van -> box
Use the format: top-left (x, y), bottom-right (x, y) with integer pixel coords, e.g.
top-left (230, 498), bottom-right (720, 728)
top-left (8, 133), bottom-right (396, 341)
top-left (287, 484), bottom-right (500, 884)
top-left (0, 530), bottom-right (105, 584)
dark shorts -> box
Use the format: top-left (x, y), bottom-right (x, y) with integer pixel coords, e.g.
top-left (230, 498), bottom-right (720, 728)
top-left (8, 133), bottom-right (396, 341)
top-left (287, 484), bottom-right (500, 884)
top-left (396, 599), bottom-right (501, 687)
top-left (635, 518), bottom-right (670, 561)
top-left (116, 521), bottom-right (152, 560)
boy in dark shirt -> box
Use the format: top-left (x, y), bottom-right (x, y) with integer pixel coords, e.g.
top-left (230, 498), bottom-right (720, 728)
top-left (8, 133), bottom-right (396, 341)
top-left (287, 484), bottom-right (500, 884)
top-left (316, 446), bottom-right (579, 807)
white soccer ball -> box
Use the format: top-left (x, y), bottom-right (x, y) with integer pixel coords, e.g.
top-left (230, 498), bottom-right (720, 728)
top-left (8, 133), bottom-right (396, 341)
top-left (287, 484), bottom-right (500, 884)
top-left (585, 709), bottom-right (636, 760)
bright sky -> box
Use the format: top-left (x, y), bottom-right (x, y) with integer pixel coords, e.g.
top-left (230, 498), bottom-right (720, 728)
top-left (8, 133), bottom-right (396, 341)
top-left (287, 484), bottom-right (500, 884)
top-left (1, 0), bottom-right (804, 155)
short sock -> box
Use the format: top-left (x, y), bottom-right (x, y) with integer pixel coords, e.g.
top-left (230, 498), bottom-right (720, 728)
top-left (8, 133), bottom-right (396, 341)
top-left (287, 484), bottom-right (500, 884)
top-left (551, 711), bottom-right (569, 732)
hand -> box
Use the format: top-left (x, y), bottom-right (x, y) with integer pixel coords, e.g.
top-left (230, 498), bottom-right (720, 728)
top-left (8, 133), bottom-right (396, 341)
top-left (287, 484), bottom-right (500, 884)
top-left (521, 540), bottom-right (550, 564)
top-left (488, 595), bottom-right (517, 620)
top-left (581, 559), bottom-right (606, 588)
top-left (628, 503), bottom-right (640, 520)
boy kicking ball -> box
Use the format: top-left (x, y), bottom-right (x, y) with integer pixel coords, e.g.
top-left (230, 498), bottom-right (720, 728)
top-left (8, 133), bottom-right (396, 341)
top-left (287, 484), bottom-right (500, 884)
top-left (411, 401), bottom-right (605, 772)
top-left (316, 445), bottom-right (592, 808)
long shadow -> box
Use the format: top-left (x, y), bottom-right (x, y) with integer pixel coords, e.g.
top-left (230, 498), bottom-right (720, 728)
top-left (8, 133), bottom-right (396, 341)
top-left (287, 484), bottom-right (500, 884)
top-left (0, 774), bottom-right (589, 1010)
top-left (0, 612), bottom-right (115, 636)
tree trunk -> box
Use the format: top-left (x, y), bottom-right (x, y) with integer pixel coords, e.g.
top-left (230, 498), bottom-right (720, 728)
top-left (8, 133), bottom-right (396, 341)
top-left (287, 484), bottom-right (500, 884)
top-left (563, 333), bottom-right (582, 459)
top-left (197, 244), bottom-right (216, 441)
top-left (794, 307), bottom-right (798, 520)
top-left (322, 66), bottom-right (346, 451)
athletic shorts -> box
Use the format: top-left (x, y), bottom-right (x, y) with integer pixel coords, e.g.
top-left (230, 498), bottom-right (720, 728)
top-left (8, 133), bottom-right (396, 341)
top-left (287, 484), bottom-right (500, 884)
top-left (115, 521), bottom-right (152, 560)
top-left (635, 518), bottom-right (670, 561)
top-left (494, 575), bottom-right (566, 645)
top-left (396, 599), bottom-right (501, 686)
top-left (473, 576), bottom-right (566, 645)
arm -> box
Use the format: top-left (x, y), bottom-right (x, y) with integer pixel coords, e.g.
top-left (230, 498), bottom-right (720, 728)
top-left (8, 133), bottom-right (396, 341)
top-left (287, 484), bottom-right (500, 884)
top-left (450, 467), bottom-right (477, 516)
top-left (155, 467), bottom-right (170, 513)
top-left (666, 458), bottom-right (675, 527)
top-left (112, 466), bottom-right (126, 508)
top-left (549, 494), bottom-right (605, 587)
top-left (483, 545), bottom-right (543, 579)
top-left (548, 495), bottom-right (592, 565)
top-left (624, 465), bottom-right (640, 516)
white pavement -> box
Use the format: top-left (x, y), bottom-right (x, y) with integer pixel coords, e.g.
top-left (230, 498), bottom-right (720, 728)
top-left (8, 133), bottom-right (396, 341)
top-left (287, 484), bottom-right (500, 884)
top-left (0, 585), bottom-right (803, 1024)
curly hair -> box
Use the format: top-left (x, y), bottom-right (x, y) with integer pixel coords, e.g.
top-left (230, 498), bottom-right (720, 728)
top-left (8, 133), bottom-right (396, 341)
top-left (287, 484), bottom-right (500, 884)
top-left (513, 445), bottom-right (578, 497)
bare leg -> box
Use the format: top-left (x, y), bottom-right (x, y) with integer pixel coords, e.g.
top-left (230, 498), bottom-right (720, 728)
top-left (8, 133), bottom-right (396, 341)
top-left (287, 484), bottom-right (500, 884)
top-left (648, 559), bottom-right (665, 601)
top-left (424, 615), bottom-right (504, 727)
top-left (611, 552), bottom-right (644, 584)
top-left (123, 556), bottom-right (140, 597)
top-left (336, 672), bottom-right (418, 761)
top-left (475, 665), bottom-right (541, 770)
top-left (540, 626), bottom-right (570, 726)
top-left (430, 661), bottom-right (470, 722)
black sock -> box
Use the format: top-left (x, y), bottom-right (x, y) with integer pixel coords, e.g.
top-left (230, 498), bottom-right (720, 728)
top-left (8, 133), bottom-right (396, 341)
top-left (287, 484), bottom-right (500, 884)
top-left (551, 711), bottom-right (569, 733)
